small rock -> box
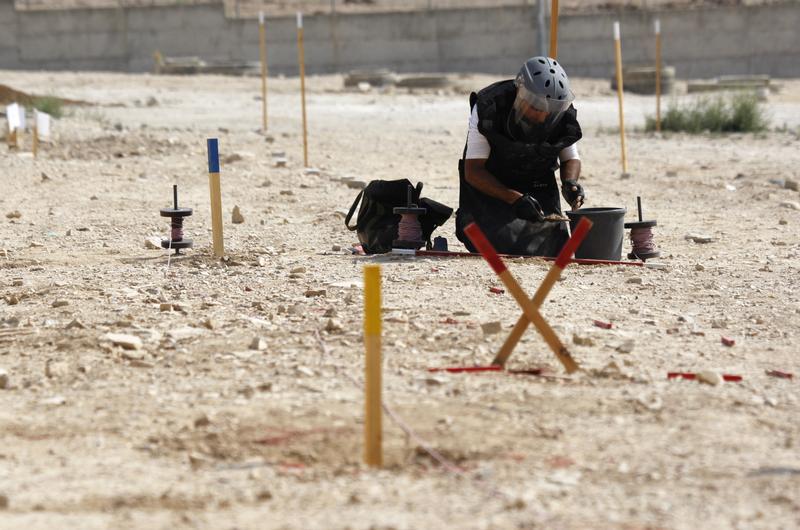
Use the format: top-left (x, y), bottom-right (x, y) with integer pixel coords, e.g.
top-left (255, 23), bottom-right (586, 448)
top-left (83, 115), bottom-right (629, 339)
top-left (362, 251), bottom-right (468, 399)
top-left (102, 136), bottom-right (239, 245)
top-left (616, 339), bottom-right (635, 354)
top-left (146, 96), bottom-right (159, 107)
top-left (104, 333), bottom-right (142, 350)
top-left (250, 337), bottom-right (267, 351)
top-left (290, 266), bottom-right (307, 274)
top-left (232, 206), bottom-right (245, 224)
top-left (0, 368), bottom-right (9, 389)
top-left (304, 289), bottom-right (326, 298)
top-left (626, 277), bottom-right (643, 285)
top-left (481, 321), bottom-right (502, 335)
top-left (279, 190), bottom-right (294, 196)
top-left (41, 395), bottom-right (66, 406)
top-left (0, 493), bottom-right (7, 509)
top-left (324, 308), bottom-right (337, 317)
top-left (200, 318), bottom-right (215, 330)
top-left (45, 359), bottom-right (70, 379)
top-left (779, 218), bottom-right (788, 225)
top-left (357, 81), bottom-right (372, 93)
top-left (345, 180), bottom-right (367, 189)
top-left (121, 350), bottom-right (145, 361)
top-left (685, 233), bottom-right (717, 244)
top-left (325, 318), bottom-right (343, 333)
top-left (66, 319), bottom-right (85, 330)
top-left (159, 303), bottom-right (173, 312)
top-left (5, 295), bottom-right (19, 305)
top-left (256, 490), bottom-right (272, 501)
top-left (224, 153), bottom-right (243, 164)
top-left (694, 263), bottom-right (705, 271)
top-left (144, 237), bottom-right (161, 250)
top-left (696, 370), bottom-right (722, 386)
top-left (785, 179), bottom-right (799, 192)
top-left (331, 244), bottom-right (341, 251)
top-left (274, 158), bottom-right (287, 168)
top-left (51, 300), bottom-right (69, 308)
top-left (194, 414), bottom-right (211, 428)
top-left (572, 334), bottom-right (594, 347)
top-left (304, 168), bottom-right (321, 176)
top-left (779, 200), bottom-right (800, 210)
top-left (11, 279), bottom-right (23, 287)
top-left (296, 366), bottom-right (315, 377)
top-left (5, 211), bottom-right (21, 219)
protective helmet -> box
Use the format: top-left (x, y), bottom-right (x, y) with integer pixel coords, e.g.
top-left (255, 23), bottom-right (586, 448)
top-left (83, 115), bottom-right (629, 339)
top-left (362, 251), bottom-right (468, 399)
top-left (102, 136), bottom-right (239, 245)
top-left (510, 56), bottom-right (575, 142)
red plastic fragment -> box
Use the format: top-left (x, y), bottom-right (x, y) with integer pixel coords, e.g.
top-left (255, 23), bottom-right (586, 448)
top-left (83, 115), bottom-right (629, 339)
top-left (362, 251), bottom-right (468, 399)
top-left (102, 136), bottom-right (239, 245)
top-left (428, 365), bottom-right (502, 374)
top-left (766, 370), bottom-right (794, 379)
top-left (489, 287), bottom-right (505, 295)
top-left (427, 366), bottom-right (545, 376)
top-left (593, 320), bottom-right (613, 329)
top-left (667, 372), bottom-right (743, 382)
top-left (721, 336), bottom-right (736, 347)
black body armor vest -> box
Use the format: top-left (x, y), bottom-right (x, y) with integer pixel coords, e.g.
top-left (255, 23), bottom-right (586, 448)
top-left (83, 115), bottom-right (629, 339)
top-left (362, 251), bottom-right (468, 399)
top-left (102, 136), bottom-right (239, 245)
top-left (455, 80), bottom-right (582, 256)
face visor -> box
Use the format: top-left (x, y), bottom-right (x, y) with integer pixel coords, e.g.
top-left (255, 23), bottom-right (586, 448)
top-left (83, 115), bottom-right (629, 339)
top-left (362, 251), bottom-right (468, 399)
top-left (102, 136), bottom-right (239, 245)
top-left (510, 84), bottom-right (575, 142)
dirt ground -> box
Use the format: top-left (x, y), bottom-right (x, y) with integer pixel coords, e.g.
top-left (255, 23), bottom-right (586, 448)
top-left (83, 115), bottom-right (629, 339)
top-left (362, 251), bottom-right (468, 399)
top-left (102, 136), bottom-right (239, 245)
top-left (1, 70), bottom-right (799, 530)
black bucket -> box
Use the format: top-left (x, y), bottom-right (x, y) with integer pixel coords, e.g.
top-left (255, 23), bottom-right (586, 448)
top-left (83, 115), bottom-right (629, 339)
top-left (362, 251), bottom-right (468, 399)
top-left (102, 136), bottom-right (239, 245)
top-left (566, 207), bottom-right (627, 261)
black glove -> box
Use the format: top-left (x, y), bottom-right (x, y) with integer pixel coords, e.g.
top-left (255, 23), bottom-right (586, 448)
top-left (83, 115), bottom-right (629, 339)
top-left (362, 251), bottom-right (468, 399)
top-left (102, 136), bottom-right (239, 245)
top-left (561, 179), bottom-right (585, 208)
top-left (512, 194), bottom-right (545, 222)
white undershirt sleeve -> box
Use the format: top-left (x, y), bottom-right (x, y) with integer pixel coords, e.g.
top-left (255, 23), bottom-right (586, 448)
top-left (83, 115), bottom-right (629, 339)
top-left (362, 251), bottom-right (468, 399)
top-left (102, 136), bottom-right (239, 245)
top-left (464, 106), bottom-right (581, 162)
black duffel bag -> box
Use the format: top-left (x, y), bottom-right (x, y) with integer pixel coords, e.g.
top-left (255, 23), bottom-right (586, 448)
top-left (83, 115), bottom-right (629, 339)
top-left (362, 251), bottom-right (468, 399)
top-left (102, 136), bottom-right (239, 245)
top-left (345, 179), bottom-right (452, 254)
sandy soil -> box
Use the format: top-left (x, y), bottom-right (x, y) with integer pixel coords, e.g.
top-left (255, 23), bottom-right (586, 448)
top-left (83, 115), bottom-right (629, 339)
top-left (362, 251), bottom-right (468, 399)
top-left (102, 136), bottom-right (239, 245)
top-left (1, 70), bottom-right (799, 530)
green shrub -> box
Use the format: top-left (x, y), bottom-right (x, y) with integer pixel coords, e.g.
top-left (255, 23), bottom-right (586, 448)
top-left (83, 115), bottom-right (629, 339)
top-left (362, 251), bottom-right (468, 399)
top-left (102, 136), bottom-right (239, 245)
top-left (646, 92), bottom-right (769, 134)
top-left (31, 96), bottom-right (64, 119)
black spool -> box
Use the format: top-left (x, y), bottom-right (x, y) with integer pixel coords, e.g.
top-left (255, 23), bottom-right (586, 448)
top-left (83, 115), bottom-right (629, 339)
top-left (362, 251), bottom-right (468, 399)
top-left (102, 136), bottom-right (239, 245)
top-left (392, 184), bottom-right (427, 250)
top-left (160, 184), bottom-right (193, 255)
top-left (624, 196), bottom-right (660, 261)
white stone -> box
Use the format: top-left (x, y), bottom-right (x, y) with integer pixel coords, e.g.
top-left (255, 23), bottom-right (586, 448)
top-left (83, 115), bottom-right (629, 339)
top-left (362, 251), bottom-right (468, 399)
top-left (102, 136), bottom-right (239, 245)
top-left (104, 333), bottom-right (142, 350)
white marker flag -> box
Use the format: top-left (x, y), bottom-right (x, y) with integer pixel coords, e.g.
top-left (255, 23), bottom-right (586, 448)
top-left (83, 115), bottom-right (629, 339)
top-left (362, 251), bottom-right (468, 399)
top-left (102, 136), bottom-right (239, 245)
top-left (35, 110), bottom-right (51, 141)
top-left (6, 103), bottom-right (22, 131)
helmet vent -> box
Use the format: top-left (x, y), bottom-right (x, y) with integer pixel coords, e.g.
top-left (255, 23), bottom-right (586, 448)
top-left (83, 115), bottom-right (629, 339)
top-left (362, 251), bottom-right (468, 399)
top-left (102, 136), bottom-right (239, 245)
top-left (545, 79), bottom-right (551, 87)
top-left (538, 58), bottom-right (546, 64)
top-left (553, 60), bottom-right (558, 65)
top-left (559, 81), bottom-right (564, 88)
top-left (550, 69), bottom-right (556, 74)
top-left (533, 71), bottom-right (541, 76)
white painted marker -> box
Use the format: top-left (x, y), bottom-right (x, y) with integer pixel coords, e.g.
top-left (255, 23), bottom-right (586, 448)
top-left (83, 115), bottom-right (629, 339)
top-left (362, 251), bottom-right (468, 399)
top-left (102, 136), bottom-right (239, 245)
top-left (259, 10), bottom-right (264, 25)
top-left (36, 110), bottom-right (51, 141)
top-left (6, 103), bottom-right (20, 131)
top-left (296, 11), bottom-right (303, 29)
top-left (613, 21), bottom-right (621, 41)
top-left (654, 19), bottom-right (661, 35)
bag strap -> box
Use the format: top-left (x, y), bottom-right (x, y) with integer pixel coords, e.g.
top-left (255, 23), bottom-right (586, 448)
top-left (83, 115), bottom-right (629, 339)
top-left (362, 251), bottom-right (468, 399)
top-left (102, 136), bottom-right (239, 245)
top-left (344, 189), bottom-right (363, 231)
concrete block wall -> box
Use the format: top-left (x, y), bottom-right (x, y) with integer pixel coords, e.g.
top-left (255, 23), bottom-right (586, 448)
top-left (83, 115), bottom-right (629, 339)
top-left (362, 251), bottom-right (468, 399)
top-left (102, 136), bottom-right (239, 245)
top-left (1, 1), bottom-right (799, 79)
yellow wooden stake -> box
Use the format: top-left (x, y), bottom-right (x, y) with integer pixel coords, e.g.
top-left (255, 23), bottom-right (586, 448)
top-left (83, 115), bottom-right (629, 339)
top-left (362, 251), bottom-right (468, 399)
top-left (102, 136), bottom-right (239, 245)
top-left (654, 19), bottom-right (662, 133)
top-left (207, 138), bottom-right (224, 257)
top-left (259, 11), bottom-right (268, 132)
top-left (363, 264), bottom-right (382, 468)
top-left (297, 12), bottom-right (309, 168)
top-left (549, 0), bottom-right (559, 58)
top-left (613, 21), bottom-right (628, 174)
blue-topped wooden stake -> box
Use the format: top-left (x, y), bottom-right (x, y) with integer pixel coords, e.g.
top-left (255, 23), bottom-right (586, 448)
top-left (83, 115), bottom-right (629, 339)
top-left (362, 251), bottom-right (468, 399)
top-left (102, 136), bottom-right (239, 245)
top-left (207, 138), bottom-right (224, 257)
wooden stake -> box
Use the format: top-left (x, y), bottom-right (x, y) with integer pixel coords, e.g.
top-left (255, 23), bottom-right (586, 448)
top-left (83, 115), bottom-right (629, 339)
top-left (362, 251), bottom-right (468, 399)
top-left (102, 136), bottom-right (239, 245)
top-left (549, 0), bottom-right (559, 58)
top-left (32, 125), bottom-right (38, 158)
top-left (297, 12), bottom-right (309, 168)
top-left (492, 218), bottom-right (593, 367)
top-left (464, 222), bottom-right (589, 373)
top-left (259, 11), bottom-right (268, 132)
top-left (654, 18), bottom-right (662, 133)
top-left (613, 21), bottom-right (628, 174)
top-left (206, 138), bottom-right (225, 258)
top-left (363, 264), bottom-right (382, 468)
